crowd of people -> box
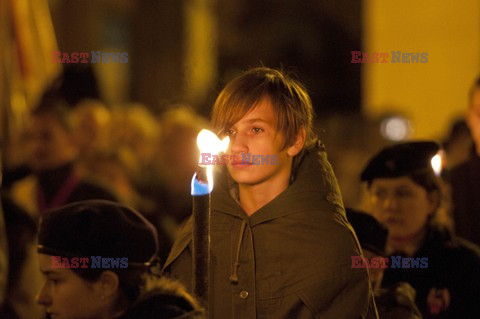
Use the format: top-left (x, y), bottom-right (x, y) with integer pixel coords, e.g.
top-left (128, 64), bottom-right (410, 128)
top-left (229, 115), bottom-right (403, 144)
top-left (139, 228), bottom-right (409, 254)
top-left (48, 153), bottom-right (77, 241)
top-left (0, 67), bottom-right (479, 319)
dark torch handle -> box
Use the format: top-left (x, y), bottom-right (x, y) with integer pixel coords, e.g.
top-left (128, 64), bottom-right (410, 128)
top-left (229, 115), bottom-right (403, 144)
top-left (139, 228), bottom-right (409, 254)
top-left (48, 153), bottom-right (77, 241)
top-left (192, 192), bottom-right (211, 314)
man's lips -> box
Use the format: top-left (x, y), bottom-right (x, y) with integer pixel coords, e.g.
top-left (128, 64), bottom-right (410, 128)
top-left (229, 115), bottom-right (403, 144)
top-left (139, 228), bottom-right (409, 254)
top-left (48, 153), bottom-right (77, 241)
top-left (228, 154), bottom-right (251, 166)
top-left (385, 216), bottom-right (402, 225)
top-left (231, 160), bottom-right (252, 166)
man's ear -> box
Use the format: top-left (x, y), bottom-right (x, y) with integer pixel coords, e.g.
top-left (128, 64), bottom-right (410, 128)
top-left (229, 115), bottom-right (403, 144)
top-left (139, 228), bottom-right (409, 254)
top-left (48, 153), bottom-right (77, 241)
top-left (287, 128), bottom-right (306, 157)
top-left (98, 271), bottom-right (120, 298)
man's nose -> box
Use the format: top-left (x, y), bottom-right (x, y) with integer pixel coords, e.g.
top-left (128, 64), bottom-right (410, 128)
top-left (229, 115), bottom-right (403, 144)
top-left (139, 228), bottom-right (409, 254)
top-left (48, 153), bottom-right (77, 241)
top-left (382, 195), bottom-right (397, 210)
top-left (36, 282), bottom-right (51, 307)
top-left (229, 132), bottom-right (248, 154)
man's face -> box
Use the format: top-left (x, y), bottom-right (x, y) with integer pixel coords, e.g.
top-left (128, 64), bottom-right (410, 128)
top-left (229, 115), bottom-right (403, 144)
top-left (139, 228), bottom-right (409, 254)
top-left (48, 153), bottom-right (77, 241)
top-left (225, 99), bottom-right (299, 189)
top-left (36, 254), bottom-right (108, 319)
top-left (24, 114), bottom-right (77, 172)
top-left (467, 88), bottom-right (480, 155)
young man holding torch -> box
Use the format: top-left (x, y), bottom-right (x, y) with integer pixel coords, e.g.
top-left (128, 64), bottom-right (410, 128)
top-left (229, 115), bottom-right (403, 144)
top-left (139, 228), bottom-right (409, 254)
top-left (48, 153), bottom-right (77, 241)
top-left (164, 67), bottom-right (377, 318)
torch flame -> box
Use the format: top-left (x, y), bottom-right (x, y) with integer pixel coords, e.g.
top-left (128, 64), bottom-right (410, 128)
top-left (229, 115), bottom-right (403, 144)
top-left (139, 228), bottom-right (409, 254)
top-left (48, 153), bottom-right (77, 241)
top-left (193, 129), bottom-right (230, 193)
top-left (431, 152), bottom-right (443, 176)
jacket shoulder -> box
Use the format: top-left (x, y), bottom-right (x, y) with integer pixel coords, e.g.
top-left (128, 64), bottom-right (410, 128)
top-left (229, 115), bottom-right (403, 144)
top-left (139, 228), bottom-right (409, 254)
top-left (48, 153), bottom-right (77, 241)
top-left (163, 217), bottom-right (193, 272)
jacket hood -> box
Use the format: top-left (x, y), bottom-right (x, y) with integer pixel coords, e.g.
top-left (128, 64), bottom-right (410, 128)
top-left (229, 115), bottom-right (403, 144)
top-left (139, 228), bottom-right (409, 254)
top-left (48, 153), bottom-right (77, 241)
top-left (212, 140), bottom-right (345, 223)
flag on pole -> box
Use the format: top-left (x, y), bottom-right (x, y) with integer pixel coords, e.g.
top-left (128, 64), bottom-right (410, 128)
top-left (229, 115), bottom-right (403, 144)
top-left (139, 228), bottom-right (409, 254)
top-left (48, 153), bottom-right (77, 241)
top-left (1, 0), bottom-right (61, 166)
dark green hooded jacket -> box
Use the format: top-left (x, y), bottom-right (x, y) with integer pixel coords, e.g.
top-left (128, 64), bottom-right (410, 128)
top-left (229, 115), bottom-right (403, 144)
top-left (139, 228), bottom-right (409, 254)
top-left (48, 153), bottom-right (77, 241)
top-left (164, 142), bottom-right (378, 318)
top-left (116, 277), bottom-right (205, 319)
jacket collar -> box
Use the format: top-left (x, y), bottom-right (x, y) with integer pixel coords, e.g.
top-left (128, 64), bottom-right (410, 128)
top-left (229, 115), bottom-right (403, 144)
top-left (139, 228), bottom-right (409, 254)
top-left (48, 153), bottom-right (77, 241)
top-left (212, 140), bottom-right (342, 226)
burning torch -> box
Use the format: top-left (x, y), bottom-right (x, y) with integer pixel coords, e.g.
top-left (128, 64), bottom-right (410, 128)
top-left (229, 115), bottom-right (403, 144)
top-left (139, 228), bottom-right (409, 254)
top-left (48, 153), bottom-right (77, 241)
top-left (191, 129), bottom-right (229, 315)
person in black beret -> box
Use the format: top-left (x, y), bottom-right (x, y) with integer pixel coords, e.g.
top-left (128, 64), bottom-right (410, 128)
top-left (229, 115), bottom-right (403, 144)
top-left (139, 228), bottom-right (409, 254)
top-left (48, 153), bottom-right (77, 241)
top-left (36, 200), bottom-right (204, 319)
top-left (361, 141), bottom-right (480, 318)
top-left (346, 208), bottom-right (422, 319)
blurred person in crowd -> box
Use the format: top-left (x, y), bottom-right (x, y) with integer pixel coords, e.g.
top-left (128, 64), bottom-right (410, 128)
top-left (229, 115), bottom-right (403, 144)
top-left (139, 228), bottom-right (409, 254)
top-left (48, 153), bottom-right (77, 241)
top-left (152, 106), bottom-right (209, 225)
top-left (112, 104), bottom-right (160, 171)
top-left (127, 106), bottom-right (209, 262)
top-left (84, 149), bottom-right (144, 210)
top-left (36, 200), bottom-right (204, 319)
top-left (71, 98), bottom-right (113, 169)
top-left (361, 141), bottom-right (480, 318)
top-left (84, 149), bottom-right (174, 263)
top-left (164, 67), bottom-right (377, 318)
top-left (110, 105), bottom-right (160, 214)
top-left (441, 119), bottom-right (473, 171)
top-left (346, 208), bottom-right (422, 319)
top-left (0, 195), bottom-right (44, 319)
top-left (8, 95), bottom-right (116, 218)
top-left (2, 66), bottom-right (101, 190)
top-left (448, 76), bottom-right (480, 247)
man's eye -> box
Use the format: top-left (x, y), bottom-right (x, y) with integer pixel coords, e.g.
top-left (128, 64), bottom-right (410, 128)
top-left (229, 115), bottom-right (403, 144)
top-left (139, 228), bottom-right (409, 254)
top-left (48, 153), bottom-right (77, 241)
top-left (373, 190), bottom-right (386, 199)
top-left (396, 189), bottom-right (413, 197)
top-left (48, 278), bottom-right (60, 285)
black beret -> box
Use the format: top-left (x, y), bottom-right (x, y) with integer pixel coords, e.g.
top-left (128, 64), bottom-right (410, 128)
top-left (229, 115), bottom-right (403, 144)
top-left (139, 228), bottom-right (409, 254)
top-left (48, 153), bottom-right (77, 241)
top-left (360, 141), bottom-right (439, 182)
top-left (38, 200), bottom-right (158, 268)
top-left (346, 208), bottom-right (388, 256)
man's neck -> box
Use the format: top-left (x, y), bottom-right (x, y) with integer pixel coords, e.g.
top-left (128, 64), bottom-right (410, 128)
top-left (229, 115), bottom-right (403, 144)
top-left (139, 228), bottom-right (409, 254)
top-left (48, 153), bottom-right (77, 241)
top-left (238, 171), bottom-right (290, 216)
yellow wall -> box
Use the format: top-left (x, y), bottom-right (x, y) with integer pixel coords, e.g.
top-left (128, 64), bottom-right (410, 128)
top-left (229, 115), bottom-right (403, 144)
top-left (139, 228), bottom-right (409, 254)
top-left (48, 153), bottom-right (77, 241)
top-left (363, 0), bottom-right (480, 139)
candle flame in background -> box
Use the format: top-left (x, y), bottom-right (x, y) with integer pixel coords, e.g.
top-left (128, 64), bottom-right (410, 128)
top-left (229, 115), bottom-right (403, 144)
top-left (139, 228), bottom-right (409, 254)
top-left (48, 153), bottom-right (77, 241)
top-left (380, 115), bottom-right (411, 142)
top-left (431, 152), bottom-right (443, 176)
top-left (191, 129), bottom-right (230, 194)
